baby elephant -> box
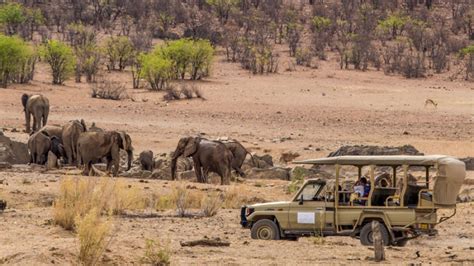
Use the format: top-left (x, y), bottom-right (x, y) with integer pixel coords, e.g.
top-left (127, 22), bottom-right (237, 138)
top-left (139, 150), bottom-right (154, 171)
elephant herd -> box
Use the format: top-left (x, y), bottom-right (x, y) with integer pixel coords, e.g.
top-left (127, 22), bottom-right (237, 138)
top-left (22, 94), bottom-right (255, 185)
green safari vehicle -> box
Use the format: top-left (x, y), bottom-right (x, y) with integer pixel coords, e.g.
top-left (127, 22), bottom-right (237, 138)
top-left (240, 155), bottom-right (465, 246)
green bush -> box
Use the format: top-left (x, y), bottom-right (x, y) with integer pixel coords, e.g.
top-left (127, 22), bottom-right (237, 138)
top-left (459, 44), bottom-right (474, 80)
top-left (104, 36), bottom-right (134, 71)
top-left (0, 35), bottom-right (36, 88)
top-left (139, 52), bottom-right (173, 91)
top-left (378, 13), bottom-right (410, 39)
top-left (40, 40), bottom-right (75, 85)
top-left (160, 38), bottom-right (214, 80)
top-left (0, 3), bottom-right (43, 39)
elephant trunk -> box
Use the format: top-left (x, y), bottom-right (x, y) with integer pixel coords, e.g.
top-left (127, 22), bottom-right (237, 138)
top-left (126, 149), bottom-right (133, 171)
top-left (170, 150), bottom-right (181, 180)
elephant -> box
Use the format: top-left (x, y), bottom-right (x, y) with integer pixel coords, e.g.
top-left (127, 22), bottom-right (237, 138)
top-left (22, 94), bottom-right (50, 133)
top-left (50, 136), bottom-right (66, 162)
top-left (223, 141), bottom-right (256, 177)
top-left (28, 130), bottom-right (51, 164)
top-left (139, 150), bottom-right (154, 171)
top-left (76, 131), bottom-right (133, 176)
top-left (171, 137), bottom-right (233, 185)
top-left (62, 119), bottom-right (87, 165)
top-left (40, 125), bottom-right (63, 142)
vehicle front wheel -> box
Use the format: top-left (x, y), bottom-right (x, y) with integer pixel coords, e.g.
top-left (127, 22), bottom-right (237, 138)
top-left (359, 222), bottom-right (390, 246)
top-left (251, 219), bottom-right (281, 240)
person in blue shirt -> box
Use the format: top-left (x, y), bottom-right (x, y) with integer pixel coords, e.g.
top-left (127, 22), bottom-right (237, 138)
top-left (360, 177), bottom-right (371, 197)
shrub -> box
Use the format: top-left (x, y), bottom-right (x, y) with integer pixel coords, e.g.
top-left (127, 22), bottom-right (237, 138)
top-left (0, 35), bottom-right (36, 88)
top-left (104, 36), bottom-right (134, 71)
top-left (201, 192), bottom-right (221, 217)
top-left (311, 16), bottom-right (332, 59)
top-left (75, 43), bottom-right (102, 83)
top-left (459, 45), bottom-right (474, 80)
top-left (76, 208), bottom-right (111, 266)
top-left (139, 53), bottom-right (173, 91)
top-left (172, 183), bottom-right (190, 217)
top-left (295, 48), bottom-right (312, 67)
top-left (107, 181), bottom-right (145, 215)
top-left (160, 38), bottom-right (214, 80)
top-left (0, 3), bottom-right (43, 39)
top-left (206, 0), bottom-right (239, 24)
top-left (91, 78), bottom-right (128, 100)
top-left (377, 13), bottom-right (410, 39)
top-left (141, 239), bottom-right (171, 266)
top-left (40, 40), bottom-right (75, 85)
top-left (189, 39), bottom-right (213, 80)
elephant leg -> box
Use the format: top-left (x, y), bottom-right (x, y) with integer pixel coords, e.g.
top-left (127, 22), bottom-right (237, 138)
top-left (25, 111), bottom-right (31, 133)
top-left (83, 161), bottom-right (92, 176)
top-left (235, 166), bottom-right (245, 177)
top-left (202, 167), bottom-right (210, 183)
top-left (193, 160), bottom-right (203, 183)
top-left (106, 156), bottom-right (112, 172)
top-left (32, 115), bottom-right (38, 132)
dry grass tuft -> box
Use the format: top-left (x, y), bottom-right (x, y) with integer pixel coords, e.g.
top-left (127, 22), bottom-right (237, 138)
top-left (91, 79), bottom-right (128, 100)
top-left (172, 183), bottom-right (191, 217)
top-left (53, 176), bottom-right (146, 230)
top-left (141, 239), bottom-right (171, 266)
top-left (201, 192), bottom-right (222, 217)
top-left (76, 208), bottom-right (111, 265)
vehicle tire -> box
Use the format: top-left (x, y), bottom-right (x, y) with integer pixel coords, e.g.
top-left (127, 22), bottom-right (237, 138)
top-left (251, 219), bottom-right (281, 240)
top-left (359, 222), bottom-right (390, 246)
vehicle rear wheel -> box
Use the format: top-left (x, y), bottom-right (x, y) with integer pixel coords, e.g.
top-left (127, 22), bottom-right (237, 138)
top-left (251, 219), bottom-right (280, 240)
top-left (360, 222), bottom-right (390, 246)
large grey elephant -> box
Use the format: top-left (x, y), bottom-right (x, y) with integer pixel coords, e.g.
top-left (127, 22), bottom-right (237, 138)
top-left (40, 125), bottom-right (63, 142)
top-left (171, 137), bottom-right (233, 185)
top-left (223, 140), bottom-right (255, 177)
top-left (22, 94), bottom-right (50, 133)
top-left (76, 131), bottom-right (133, 176)
top-left (28, 130), bottom-right (51, 164)
top-left (62, 119), bottom-right (87, 165)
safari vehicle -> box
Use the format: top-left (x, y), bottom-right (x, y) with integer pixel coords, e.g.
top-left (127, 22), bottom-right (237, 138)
top-left (240, 155), bottom-right (465, 246)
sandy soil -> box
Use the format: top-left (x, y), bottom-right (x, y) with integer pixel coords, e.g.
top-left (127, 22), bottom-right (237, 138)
top-left (0, 50), bottom-right (473, 264)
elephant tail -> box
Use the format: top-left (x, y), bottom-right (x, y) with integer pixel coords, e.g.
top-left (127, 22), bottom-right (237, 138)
top-left (244, 148), bottom-right (257, 167)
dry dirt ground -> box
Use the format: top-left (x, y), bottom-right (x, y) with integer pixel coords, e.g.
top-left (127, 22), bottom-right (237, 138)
top-left (0, 50), bottom-right (473, 264)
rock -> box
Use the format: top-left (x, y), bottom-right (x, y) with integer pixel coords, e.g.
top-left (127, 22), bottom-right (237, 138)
top-left (249, 154), bottom-right (274, 169)
top-left (280, 151), bottom-right (300, 163)
top-left (0, 162), bottom-right (12, 169)
top-left (151, 168), bottom-right (172, 180)
top-left (47, 151), bottom-right (58, 170)
top-left (180, 238), bottom-right (230, 247)
top-left (0, 133), bottom-right (29, 164)
top-left (245, 167), bottom-right (290, 180)
top-left (460, 157), bottom-right (474, 171)
top-left (457, 188), bottom-right (474, 203)
top-left (328, 144), bottom-right (423, 157)
top-left (290, 166), bottom-right (331, 180)
top-left (178, 170), bottom-right (196, 180)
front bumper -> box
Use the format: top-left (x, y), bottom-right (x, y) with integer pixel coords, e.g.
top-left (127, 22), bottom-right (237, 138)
top-left (240, 206), bottom-right (249, 227)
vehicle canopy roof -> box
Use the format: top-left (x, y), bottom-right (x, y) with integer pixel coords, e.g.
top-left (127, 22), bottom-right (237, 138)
top-left (295, 155), bottom-right (466, 208)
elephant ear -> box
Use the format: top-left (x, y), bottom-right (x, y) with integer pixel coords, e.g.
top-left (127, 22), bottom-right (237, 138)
top-left (183, 137), bottom-right (199, 157)
top-left (118, 131), bottom-right (130, 150)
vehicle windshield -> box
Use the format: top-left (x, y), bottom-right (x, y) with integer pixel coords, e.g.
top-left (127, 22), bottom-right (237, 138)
top-left (297, 183), bottom-right (323, 201)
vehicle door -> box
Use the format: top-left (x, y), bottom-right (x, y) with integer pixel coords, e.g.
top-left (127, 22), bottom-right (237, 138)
top-left (288, 182), bottom-right (329, 233)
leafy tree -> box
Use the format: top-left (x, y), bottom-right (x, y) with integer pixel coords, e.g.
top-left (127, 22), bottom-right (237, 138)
top-left (189, 39), bottom-right (214, 80)
top-left (40, 40), bottom-right (76, 85)
top-left (0, 3), bottom-right (43, 40)
top-left (104, 36), bottom-right (135, 71)
top-left (377, 13), bottom-right (410, 39)
top-left (139, 52), bottom-right (173, 91)
top-left (160, 39), bottom-right (193, 79)
top-left (0, 3), bottom-right (26, 35)
top-left (206, 0), bottom-right (239, 24)
top-left (311, 16), bottom-right (332, 59)
top-left (0, 35), bottom-right (35, 88)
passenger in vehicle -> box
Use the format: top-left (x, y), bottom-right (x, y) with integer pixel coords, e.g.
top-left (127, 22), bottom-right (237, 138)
top-left (360, 177), bottom-right (370, 197)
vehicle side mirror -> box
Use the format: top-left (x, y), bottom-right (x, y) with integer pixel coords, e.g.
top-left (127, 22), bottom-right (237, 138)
top-left (299, 194), bottom-right (304, 205)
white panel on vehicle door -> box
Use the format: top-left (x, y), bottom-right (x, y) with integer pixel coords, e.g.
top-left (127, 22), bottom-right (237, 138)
top-left (297, 212), bottom-right (315, 224)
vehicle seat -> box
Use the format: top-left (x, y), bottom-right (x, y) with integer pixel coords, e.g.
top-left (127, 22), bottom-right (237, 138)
top-left (371, 188), bottom-right (397, 206)
top-left (403, 184), bottom-right (424, 206)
